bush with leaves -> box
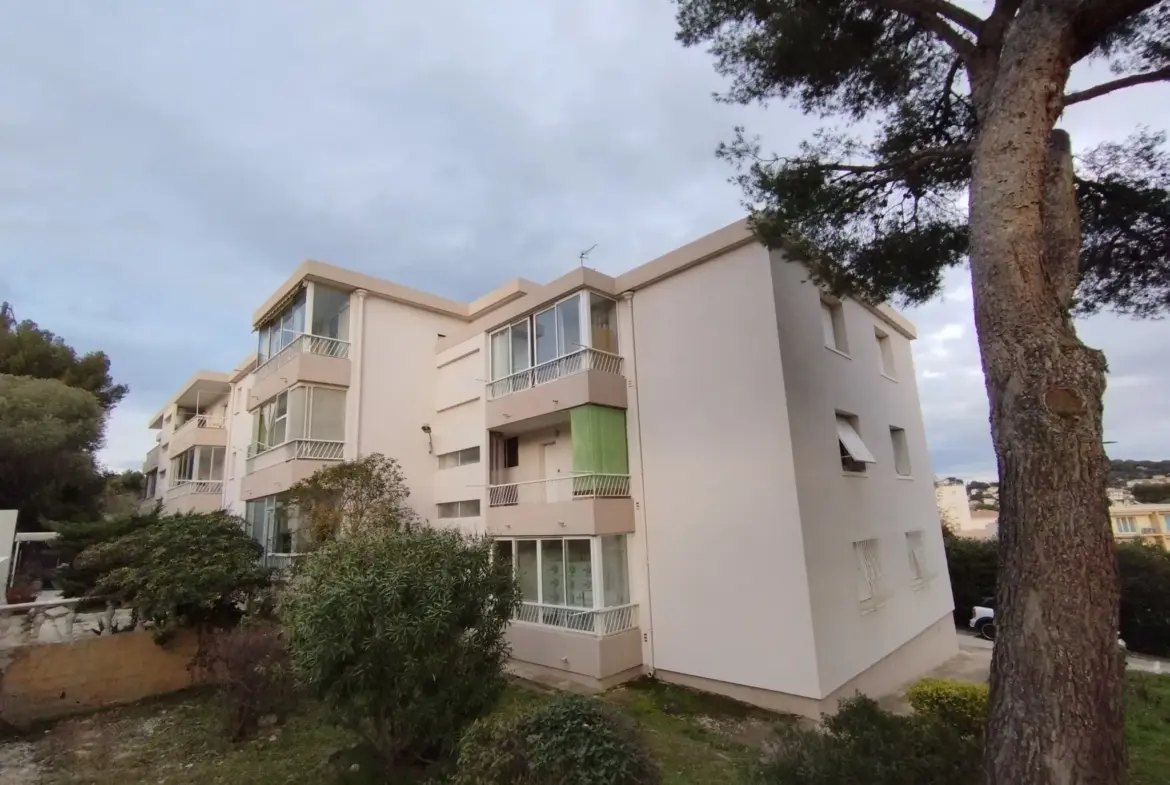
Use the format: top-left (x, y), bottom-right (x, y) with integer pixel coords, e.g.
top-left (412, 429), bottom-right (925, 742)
top-left (757, 696), bottom-right (981, 785)
top-left (942, 536), bottom-right (998, 626)
top-left (455, 693), bottom-right (661, 785)
top-left (286, 453), bottom-right (420, 548)
top-left (906, 679), bottom-right (988, 739)
top-left (197, 621), bottom-right (297, 741)
top-left (52, 508), bottom-right (159, 598)
top-left (281, 527), bottom-right (518, 767)
top-left (75, 510), bottom-right (269, 642)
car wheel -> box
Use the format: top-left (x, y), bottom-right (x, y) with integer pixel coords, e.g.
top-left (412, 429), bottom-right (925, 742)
top-left (977, 619), bottom-right (996, 641)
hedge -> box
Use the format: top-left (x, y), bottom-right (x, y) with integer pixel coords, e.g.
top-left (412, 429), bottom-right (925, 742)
top-left (944, 535), bottom-right (1170, 657)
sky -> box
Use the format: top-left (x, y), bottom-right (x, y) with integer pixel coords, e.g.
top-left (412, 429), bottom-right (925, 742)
top-left (1, 1), bottom-right (1167, 482)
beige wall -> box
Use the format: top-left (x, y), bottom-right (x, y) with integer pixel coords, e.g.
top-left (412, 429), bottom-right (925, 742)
top-left (356, 297), bottom-right (464, 522)
top-left (630, 242), bottom-right (822, 698)
top-left (768, 250), bottom-right (955, 697)
top-left (506, 624), bottom-right (642, 682)
top-left (223, 376), bottom-right (253, 516)
top-left (431, 337), bottom-right (489, 533)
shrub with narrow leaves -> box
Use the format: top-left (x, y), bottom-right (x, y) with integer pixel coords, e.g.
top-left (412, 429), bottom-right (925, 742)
top-left (906, 678), bottom-right (988, 738)
top-left (281, 528), bottom-right (519, 767)
top-left (455, 693), bottom-right (661, 785)
top-left (756, 696), bottom-right (981, 785)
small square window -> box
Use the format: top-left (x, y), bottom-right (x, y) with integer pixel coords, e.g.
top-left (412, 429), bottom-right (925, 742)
top-left (875, 328), bottom-right (896, 378)
top-left (836, 414), bottom-right (875, 474)
top-left (504, 437), bottom-right (520, 468)
top-left (890, 427), bottom-right (911, 477)
top-left (821, 297), bottom-right (849, 354)
top-left (437, 499), bottom-right (482, 519)
top-left (853, 538), bottom-right (883, 603)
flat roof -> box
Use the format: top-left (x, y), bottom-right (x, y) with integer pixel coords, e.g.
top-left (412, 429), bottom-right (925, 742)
top-left (147, 370), bottom-right (232, 429)
top-left (250, 217), bottom-right (919, 351)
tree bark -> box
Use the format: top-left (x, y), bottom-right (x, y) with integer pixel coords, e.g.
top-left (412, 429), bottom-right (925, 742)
top-left (968, 5), bottom-right (1124, 785)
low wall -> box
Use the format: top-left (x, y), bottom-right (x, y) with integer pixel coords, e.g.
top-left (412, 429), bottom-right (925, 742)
top-left (0, 629), bottom-right (206, 725)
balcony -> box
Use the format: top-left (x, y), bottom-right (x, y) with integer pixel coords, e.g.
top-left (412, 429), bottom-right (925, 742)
top-left (170, 414), bottom-right (227, 456)
top-left (241, 438), bottom-right (345, 501)
top-left (250, 333), bottom-right (351, 409)
top-left (162, 480), bottom-right (224, 514)
top-left (486, 348), bottom-right (626, 430)
top-left (142, 445), bottom-right (160, 473)
top-left (487, 473), bottom-right (635, 537)
top-left (507, 602), bottom-right (642, 686)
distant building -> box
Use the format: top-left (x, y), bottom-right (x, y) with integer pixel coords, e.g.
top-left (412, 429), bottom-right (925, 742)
top-left (935, 483), bottom-right (974, 533)
top-left (1110, 504), bottom-right (1170, 551)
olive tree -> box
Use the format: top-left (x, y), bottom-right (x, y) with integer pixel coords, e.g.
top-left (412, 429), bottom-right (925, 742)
top-left (675, 2), bottom-right (1168, 781)
top-left (281, 528), bottom-right (519, 768)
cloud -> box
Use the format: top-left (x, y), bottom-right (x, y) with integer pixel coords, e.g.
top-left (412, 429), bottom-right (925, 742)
top-left (1, 1), bottom-right (1166, 482)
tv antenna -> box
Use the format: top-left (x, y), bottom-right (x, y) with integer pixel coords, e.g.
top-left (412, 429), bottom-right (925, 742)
top-left (579, 244), bottom-right (597, 268)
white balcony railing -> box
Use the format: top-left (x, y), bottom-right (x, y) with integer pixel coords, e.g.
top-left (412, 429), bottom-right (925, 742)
top-left (486, 348), bottom-right (623, 401)
top-left (488, 473), bottom-right (630, 507)
top-left (174, 413), bottom-right (226, 436)
top-left (254, 333), bottom-right (351, 382)
top-left (247, 438), bottom-right (346, 462)
top-left (514, 602), bottom-right (638, 636)
top-left (168, 480), bottom-right (224, 496)
top-left (263, 552), bottom-right (302, 571)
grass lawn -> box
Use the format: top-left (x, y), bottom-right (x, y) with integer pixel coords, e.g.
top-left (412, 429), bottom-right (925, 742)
top-left (9, 678), bottom-right (777, 785)
top-left (7, 673), bottom-right (1168, 784)
top-left (1126, 672), bottom-right (1170, 785)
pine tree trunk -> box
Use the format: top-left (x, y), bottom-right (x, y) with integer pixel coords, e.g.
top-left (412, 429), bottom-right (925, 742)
top-left (968, 7), bottom-right (1125, 785)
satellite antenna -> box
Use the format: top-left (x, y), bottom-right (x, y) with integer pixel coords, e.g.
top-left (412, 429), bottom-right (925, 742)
top-left (579, 244), bottom-right (597, 268)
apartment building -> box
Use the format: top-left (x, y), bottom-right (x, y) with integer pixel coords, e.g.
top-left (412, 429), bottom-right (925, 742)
top-left (1110, 504), bottom-right (1170, 550)
top-left (141, 371), bottom-right (232, 514)
top-left (142, 217), bottom-right (957, 716)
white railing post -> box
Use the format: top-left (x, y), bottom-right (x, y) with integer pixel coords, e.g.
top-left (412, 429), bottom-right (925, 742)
top-left (487, 473), bottom-right (631, 506)
top-left (486, 348), bottom-right (624, 401)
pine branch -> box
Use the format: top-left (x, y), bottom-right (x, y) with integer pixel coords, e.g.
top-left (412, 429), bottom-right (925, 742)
top-left (1063, 65), bottom-right (1170, 106)
top-left (801, 144), bottom-right (973, 174)
top-left (981, 0), bottom-right (1023, 50)
top-left (866, 0), bottom-right (979, 59)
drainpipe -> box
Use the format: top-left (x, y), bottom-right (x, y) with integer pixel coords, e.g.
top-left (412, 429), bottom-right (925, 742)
top-left (623, 291), bottom-right (656, 675)
top-left (346, 289), bottom-right (368, 459)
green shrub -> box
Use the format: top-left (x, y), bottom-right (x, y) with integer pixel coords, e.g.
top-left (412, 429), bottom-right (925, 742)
top-left (455, 693), bottom-right (661, 785)
top-left (756, 696), bottom-right (982, 785)
top-left (942, 536), bottom-right (998, 626)
top-left (74, 510), bottom-right (269, 641)
top-left (906, 678), bottom-right (988, 737)
top-left (281, 528), bottom-right (519, 768)
top-left (1117, 542), bottom-right (1170, 657)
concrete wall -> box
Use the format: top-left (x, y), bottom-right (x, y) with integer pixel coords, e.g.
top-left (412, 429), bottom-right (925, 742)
top-left (0, 630), bottom-right (205, 725)
top-left (768, 250), bottom-right (956, 698)
top-left (223, 376), bottom-right (254, 516)
top-left (630, 242), bottom-right (821, 698)
top-left (357, 297), bottom-right (465, 523)
top-left (430, 336), bottom-right (487, 534)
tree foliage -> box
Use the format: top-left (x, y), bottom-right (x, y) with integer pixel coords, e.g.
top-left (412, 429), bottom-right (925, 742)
top-left (0, 302), bottom-right (128, 410)
top-left (0, 373), bottom-right (106, 525)
top-left (75, 511), bottom-right (269, 641)
top-left (52, 507), bottom-right (159, 597)
top-left (1132, 483), bottom-right (1170, 503)
top-left (676, 1), bottom-right (1169, 316)
top-left (286, 453), bottom-right (420, 548)
top-left (281, 528), bottom-right (519, 767)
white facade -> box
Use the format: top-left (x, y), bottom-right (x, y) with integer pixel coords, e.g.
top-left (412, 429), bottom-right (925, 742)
top-left (143, 217), bottom-right (957, 716)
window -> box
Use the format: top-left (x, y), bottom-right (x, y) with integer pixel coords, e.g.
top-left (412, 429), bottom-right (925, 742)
top-left (487, 292), bottom-right (617, 383)
top-left (253, 386), bottom-right (346, 453)
top-left (601, 535), bottom-right (630, 606)
top-left (821, 297), bottom-right (848, 354)
top-left (890, 427), bottom-right (911, 476)
top-left (257, 288), bottom-right (306, 363)
top-left (438, 446), bottom-right (481, 469)
top-left (437, 499), bottom-right (481, 518)
top-left (876, 328), bottom-right (896, 378)
top-left (836, 414), bottom-right (876, 473)
top-left (311, 284), bottom-right (350, 341)
top-left (170, 446), bottom-right (225, 482)
top-left (1116, 516), bottom-right (1138, 534)
top-left (254, 391), bottom-right (289, 450)
top-left (504, 437), bottom-right (520, 468)
top-left (854, 538), bottom-right (883, 603)
top-left (906, 531), bottom-right (929, 583)
top-left (590, 293), bottom-right (619, 354)
top-left (245, 494), bottom-right (301, 553)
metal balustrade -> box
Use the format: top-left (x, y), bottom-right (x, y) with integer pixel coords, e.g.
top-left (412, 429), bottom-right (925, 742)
top-left (254, 333), bottom-right (351, 381)
top-left (174, 414), bottom-right (226, 435)
top-left (488, 473), bottom-right (631, 507)
top-left (486, 348), bottom-right (624, 401)
top-left (513, 602), bottom-right (638, 636)
top-left (263, 553), bottom-right (302, 571)
top-left (247, 438), bottom-right (345, 462)
top-left (169, 480), bottom-right (224, 496)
